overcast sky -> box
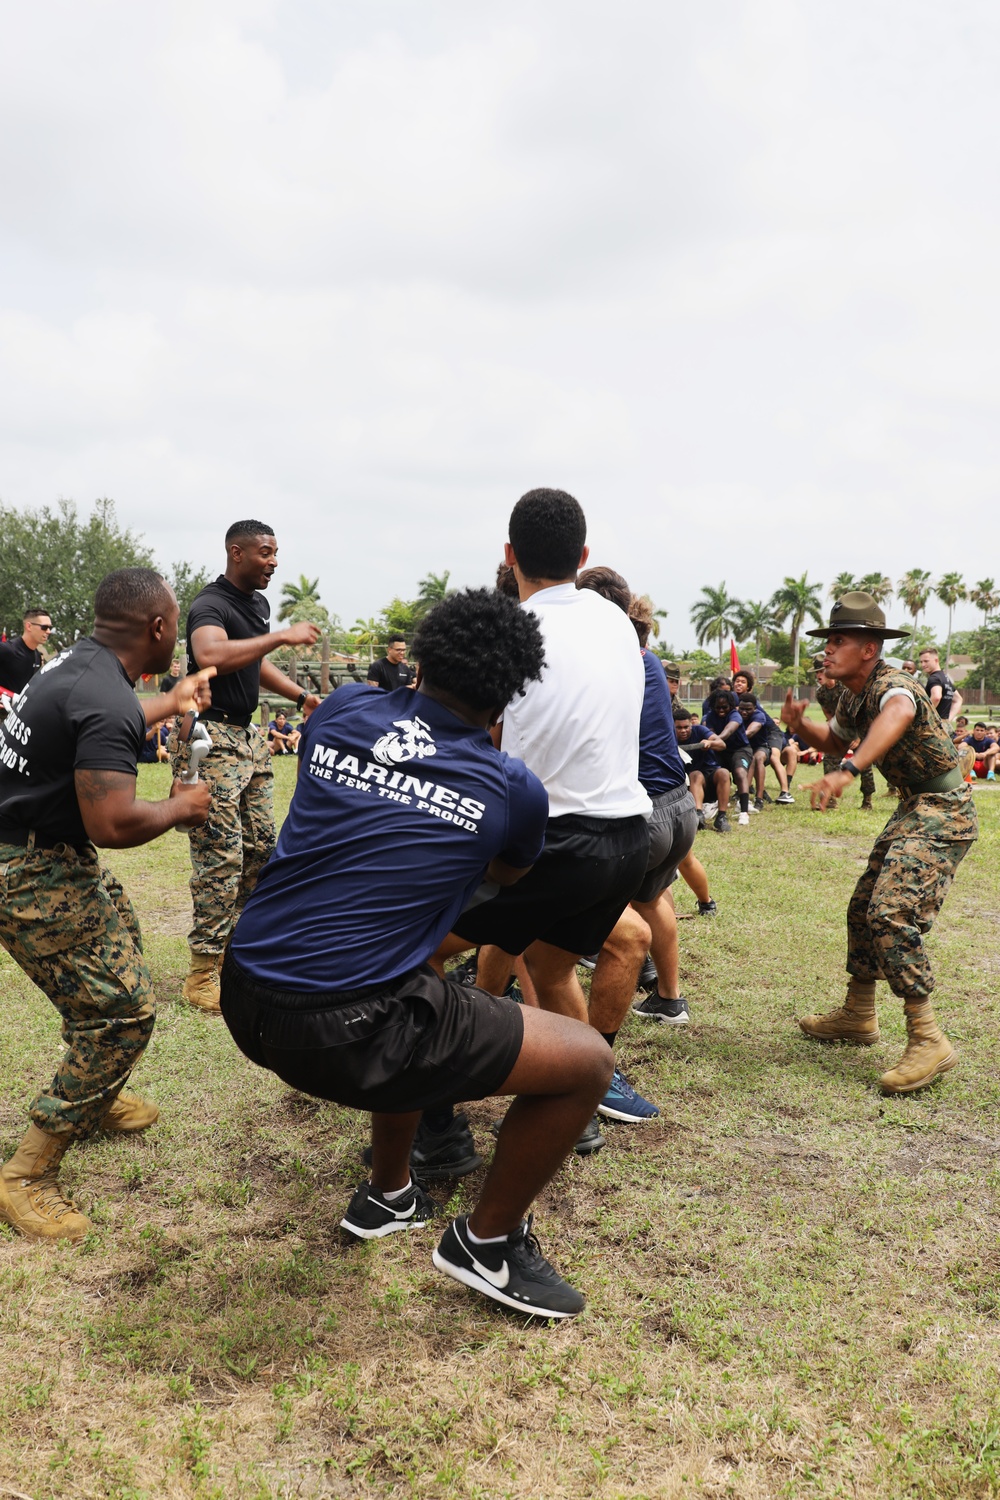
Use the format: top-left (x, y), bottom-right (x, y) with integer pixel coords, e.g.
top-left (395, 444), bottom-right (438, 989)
top-left (2, 0), bottom-right (998, 649)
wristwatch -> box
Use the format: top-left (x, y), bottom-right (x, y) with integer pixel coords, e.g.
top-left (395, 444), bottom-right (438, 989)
top-left (838, 758), bottom-right (861, 777)
top-left (295, 691), bottom-right (307, 711)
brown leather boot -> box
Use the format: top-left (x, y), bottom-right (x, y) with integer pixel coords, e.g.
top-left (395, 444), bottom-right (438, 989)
top-left (182, 950), bottom-right (221, 1013)
top-left (101, 1092), bottom-right (159, 1133)
top-left (880, 1001), bottom-right (956, 1093)
top-left (0, 1124), bottom-right (91, 1241)
top-left (799, 978), bottom-right (880, 1044)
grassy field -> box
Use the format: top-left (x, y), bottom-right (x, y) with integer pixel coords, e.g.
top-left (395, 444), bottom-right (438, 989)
top-left (1, 758), bottom-right (999, 1500)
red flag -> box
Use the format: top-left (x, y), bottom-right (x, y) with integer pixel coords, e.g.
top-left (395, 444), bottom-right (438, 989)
top-left (730, 639), bottom-right (740, 675)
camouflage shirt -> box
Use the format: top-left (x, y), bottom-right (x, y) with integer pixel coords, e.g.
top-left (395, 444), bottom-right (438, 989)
top-left (815, 683), bottom-right (842, 718)
top-left (831, 661), bottom-right (958, 790)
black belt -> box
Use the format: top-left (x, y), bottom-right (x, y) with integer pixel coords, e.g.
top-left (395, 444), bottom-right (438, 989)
top-left (0, 829), bottom-right (91, 856)
top-left (201, 707), bottom-right (254, 728)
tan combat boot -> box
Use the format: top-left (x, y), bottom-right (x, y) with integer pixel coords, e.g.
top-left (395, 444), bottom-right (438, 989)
top-left (100, 1092), bottom-right (159, 1133)
top-left (880, 1001), bottom-right (956, 1094)
top-left (799, 978), bottom-right (880, 1044)
top-left (0, 1124), bottom-right (91, 1241)
top-left (182, 950), bottom-right (221, 1013)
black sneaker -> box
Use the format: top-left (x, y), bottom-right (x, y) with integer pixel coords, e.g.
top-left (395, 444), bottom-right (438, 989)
top-left (577, 953), bottom-right (599, 971)
top-left (503, 977), bottom-right (524, 1005)
top-left (449, 955), bottom-right (478, 987)
top-left (714, 812), bottom-right (731, 834)
top-left (362, 1112), bottom-right (483, 1180)
top-left (698, 899), bottom-right (718, 917)
top-left (696, 810), bottom-right (707, 831)
top-left (489, 1112), bottom-right (605, 1157)
top-left (762, 790), bottom-right (774, 804)
top-left (635, 955), bottom-right (658, 994)
top-left (433, 1214), bottom-right (585, 1319)
top-left (632, 994), bottom-right (690, 1025)
top-left (753, 797), bottom-right (764, 812)
top-left (340, 1179), bottom-right (438, 1240)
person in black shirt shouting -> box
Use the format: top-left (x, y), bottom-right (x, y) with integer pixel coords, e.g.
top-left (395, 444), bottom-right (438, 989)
top-left (0, 607), bottom-right (52, 704)
top-left (172, 520), bottom-right (321, 1012)
top-left (0, 568), bottom-right (213, 1241)
top-left (367, 634), bottom-right (416, 691)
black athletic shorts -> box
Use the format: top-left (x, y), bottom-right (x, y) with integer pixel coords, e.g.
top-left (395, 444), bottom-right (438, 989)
top-left (632, 785), bottom-right (698, 903)
top-left (451, 812), bottom-right (650, 958)
top-left (718, 745), bottom-right (753, 775)
top-left (752, 727), bottom-right (786, 756)
top-left (220, 953), bottom-right (524, 1114)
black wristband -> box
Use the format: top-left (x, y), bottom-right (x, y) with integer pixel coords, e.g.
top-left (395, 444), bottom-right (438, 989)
top-left (838, 758), bottom-right (861, 777)
top-left (295, 691), bottom-right (307, 712)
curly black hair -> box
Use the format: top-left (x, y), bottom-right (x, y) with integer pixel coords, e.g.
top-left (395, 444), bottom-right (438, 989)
top-left (412, 588), bottom-right (546, 712)
top-left (508, 488), bottom-right (586, 581)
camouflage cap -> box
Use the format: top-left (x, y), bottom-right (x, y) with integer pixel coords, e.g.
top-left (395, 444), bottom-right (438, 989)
top-left (805, 591), bottom-right (910, 640)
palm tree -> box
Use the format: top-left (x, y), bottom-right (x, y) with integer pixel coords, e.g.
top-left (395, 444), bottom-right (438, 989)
top-left (416, 571), bottom-right (452, 615)
top-left (734, 599), bottom-right (778, 676)
top-left (857, 572), bottom-right (894, 606)
top-left (969, 578), bottom-right (1000, 700)
top-left (690, 584), bottom-right (742, 664)
top-left (770, 573), bottom-right (824, 688)
top-left (897, 569), bottom-right (932, 632)
top-left (830, 571), bottom-right (857, 601)
top-left (278, 574), bottom-right (321, 622)
top-left (352, 616), bottom-right (382, 663)
top-left (935, 572), bottom-right (966, 672)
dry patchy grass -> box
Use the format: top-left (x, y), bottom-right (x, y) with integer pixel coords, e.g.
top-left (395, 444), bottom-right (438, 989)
top-left (1, 761), bottom-right (999, 1498)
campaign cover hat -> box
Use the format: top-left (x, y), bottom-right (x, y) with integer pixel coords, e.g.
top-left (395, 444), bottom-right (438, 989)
top-left (663, 661), bottom-right (681, 682)
top-left (806, 591), bottom-right (910, 640)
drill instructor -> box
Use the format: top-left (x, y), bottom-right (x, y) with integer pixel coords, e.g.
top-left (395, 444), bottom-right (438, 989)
top-left (783, 593), bottom-right (977, 1095)
top-left (173, 521), bottom-right (320, 1011)
top-left (0, 568), bottom-right (213, 1241)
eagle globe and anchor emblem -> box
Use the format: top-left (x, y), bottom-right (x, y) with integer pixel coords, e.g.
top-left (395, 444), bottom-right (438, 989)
top-left (371, 716), bottom-right (438, 767)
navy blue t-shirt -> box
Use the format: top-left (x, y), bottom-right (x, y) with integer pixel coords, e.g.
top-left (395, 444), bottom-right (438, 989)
top-left (230, 685), bottom-right (548, 992)
top-left (704, 707), bottom-right (749, 749)
top-left (638, 651), bottom-right (686, 796)
top-left (683, 724), bottom-right (720, 774)
top-left (965, 736), bottom-right (992, 753)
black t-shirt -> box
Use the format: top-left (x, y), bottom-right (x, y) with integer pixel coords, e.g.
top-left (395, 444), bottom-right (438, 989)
top-left (186, 576), bottom-right (271, 717)
top-left (159, 672), bottom-right (179, 694)
top-left (367, 656), bottom-right (415, 691)
top-left (0, 638), bottom-right (145, 847)
top-left (0, 636), bottom-right (42, 695)
top-left (923, 669), bottom-right (956, 719)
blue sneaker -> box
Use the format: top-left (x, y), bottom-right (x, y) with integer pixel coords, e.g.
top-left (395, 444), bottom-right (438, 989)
top-left (597, 1068), bottom-right (660, 1122)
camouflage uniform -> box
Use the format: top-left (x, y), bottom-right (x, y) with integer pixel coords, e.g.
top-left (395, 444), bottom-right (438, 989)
top-left (170, 720), bottom-right (275, 955)
top-left (832, 663), bottom-right (977, 999)
top-left (817, 681), bottom-right (876, 799)
top-left (0, 839), bottom-right (155, 1139)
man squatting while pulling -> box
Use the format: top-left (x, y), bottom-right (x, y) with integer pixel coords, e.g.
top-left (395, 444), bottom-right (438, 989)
top-left (171, 520), bottom-right (321, 1013)
top-left (782, 591), bottom-right (978, 1094)
top-left (220, 587), bottom-right (614, 1319)
top-left (0, 569), bottom-right (214, 1240)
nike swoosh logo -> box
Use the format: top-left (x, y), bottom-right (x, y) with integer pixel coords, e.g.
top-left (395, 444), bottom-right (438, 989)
top-left (392, 1201), bottom-right (417, 1220)
top-left (469, 1249), bottom-right (510, 1288)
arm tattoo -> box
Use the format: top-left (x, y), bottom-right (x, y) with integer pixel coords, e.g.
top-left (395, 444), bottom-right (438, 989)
top-left (75, 769), bottom-right (135, 803)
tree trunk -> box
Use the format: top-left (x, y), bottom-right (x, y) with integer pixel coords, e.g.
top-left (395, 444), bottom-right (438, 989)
top-left (320, 633), bottom-right (331, 695)
top-left (790, 624), bottom-right (799, 687)
top-left (288, 650), bottom-right (298, 690)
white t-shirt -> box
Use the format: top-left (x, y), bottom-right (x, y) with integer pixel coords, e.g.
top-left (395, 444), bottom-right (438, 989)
top-left (502, 582), bottom-right (651, 820)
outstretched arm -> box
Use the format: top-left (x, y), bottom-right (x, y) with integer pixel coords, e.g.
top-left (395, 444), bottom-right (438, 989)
top-left (782, 691), bottom-right (850, 755)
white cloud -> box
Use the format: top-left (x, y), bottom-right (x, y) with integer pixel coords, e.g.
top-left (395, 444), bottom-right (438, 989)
top-left (1, 0), bottom-right (999, 645)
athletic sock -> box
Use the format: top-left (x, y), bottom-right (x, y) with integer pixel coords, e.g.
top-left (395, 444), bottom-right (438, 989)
top-left (466, 1223), bottom-right (510, 1246)
top-left (601, 1031), bottom-right (617, 1049)
top-left (739, 792), bottom-right (749, 813)
top-left (422, 1105), bottom-right (455, 1134)
top-left (380, 1179), bottom-right (413, 1202)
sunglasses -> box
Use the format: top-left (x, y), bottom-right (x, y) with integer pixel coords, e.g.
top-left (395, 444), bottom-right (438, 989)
top-left (34, 623), bottom-right (53, 632)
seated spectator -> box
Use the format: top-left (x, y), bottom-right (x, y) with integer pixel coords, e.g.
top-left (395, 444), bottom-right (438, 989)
top-left (268, 710), bottom-right (300, 755)
top-left (964, 723), bottom-right (998, 780)
top-left (138, 718), bottom-right (173, 765)
top-left (673, 703), bottom-right (731, 833)
top-left (737, 693), bottom-right (794, 807)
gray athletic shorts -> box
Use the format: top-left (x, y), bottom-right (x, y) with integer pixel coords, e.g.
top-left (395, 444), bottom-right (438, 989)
top-left (632, 784), bottom-right (699, 904)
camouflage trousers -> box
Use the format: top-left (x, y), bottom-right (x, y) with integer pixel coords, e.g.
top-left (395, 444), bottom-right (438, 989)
top-left (171, 720), bottom-right (275, 956)
top-left (823, 753), bottom-right (876, 799)
top-left (846, 785), bottom-right (977, 999)
top-left (0, 840), bottom-right (155, 1139)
